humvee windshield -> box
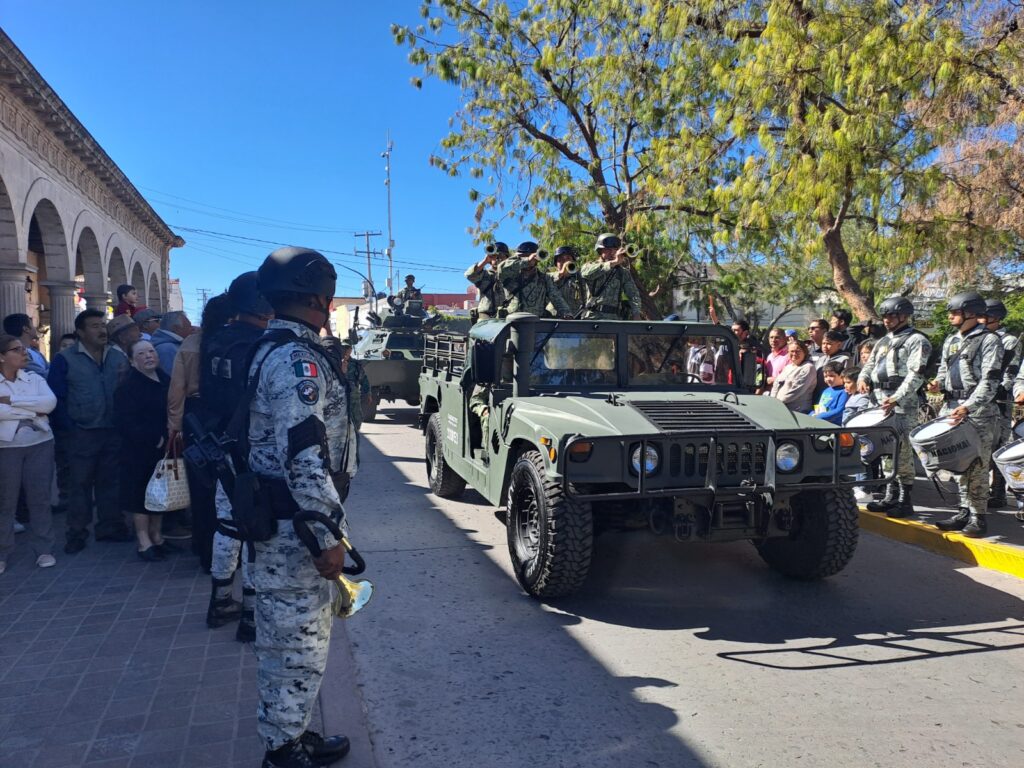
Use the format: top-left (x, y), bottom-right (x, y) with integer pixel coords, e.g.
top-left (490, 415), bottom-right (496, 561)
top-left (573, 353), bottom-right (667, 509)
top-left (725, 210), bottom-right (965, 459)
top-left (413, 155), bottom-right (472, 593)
top-left (628, 333), bottom-right (736, 386)
top-left (386, 333), bottom-right (421, 351)
top-left (526, 328), bottom-right (738, 389)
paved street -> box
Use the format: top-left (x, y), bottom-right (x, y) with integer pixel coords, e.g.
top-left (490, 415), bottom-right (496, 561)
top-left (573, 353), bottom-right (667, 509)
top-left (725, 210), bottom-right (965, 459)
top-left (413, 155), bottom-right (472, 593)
top-left (345, 405), bottom-right (1024, 768)
top-left (2, 405), bottom-right (1023, 768)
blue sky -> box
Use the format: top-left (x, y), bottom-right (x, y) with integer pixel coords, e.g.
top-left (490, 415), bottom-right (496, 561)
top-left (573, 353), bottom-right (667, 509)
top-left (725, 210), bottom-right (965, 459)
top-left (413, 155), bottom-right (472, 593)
top-left (2, 2), bottom-right (512, 319)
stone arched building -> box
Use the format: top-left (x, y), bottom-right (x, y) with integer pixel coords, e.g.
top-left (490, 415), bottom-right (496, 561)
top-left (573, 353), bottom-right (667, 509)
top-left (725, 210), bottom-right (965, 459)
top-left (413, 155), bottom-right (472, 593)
top-left (0, 28), bottom-right (181, 355)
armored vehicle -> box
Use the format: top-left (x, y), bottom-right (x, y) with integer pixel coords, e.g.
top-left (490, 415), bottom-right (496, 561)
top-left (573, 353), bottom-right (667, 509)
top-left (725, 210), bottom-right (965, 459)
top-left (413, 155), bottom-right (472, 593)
top-left (419, 314), bottom-right (894, 599)
top-left (354, 299), bottom-right (436, 421)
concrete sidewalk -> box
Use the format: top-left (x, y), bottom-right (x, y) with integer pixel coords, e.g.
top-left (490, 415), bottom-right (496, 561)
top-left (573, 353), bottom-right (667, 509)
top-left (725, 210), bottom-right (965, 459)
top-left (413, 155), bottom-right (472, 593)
top-left (860, 477), bottom-right (1024, 579)
top-left (0, 528), bottom-right (374, 768)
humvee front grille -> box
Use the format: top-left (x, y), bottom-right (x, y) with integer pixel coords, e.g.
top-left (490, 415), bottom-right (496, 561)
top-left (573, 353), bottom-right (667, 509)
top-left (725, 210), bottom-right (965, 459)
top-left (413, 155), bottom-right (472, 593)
top-left (629, 400), bottom-right (758, 432)
top-left (665, 440), bottom-right (767, 482)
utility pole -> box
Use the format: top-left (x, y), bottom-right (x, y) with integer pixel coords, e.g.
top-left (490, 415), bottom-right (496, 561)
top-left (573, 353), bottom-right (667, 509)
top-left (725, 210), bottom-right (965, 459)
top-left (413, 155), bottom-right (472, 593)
top-left (353, 231), bottom-right (384, 307)
top-left (382, 133), bottom-right (395, 294)
top-left (195, 287), bottom-right (212, 311)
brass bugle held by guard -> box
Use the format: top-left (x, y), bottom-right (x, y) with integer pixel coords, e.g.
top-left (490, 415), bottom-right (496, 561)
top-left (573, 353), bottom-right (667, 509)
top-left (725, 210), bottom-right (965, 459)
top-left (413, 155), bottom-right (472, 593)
top-left (485, 244), bottom-right (498, 254)
top-left (623, 243), bottom-right (641, 258)
top-left (565, 260), bottom-right (579, 274)
top-left (292, 511), bottom-right (374, 619)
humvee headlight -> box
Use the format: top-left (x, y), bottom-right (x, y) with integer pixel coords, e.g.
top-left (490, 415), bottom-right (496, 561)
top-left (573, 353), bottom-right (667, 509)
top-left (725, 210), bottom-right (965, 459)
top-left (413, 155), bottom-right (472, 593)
top-left (775, 442), bottom-right (800, 472)
top-left (630, 444), bottom-right (659, 475)
top-left (857, 435), bottom-right (874, 460)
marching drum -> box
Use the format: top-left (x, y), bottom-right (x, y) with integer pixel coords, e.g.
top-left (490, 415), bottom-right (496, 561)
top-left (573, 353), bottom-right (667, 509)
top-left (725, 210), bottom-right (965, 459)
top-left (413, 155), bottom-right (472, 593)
top-left (910, 416), bottom-right (981, 475)
top-left (993, 430), bottom-right (1024, 493)
top-left (846, 407), bottom-right (897, 464)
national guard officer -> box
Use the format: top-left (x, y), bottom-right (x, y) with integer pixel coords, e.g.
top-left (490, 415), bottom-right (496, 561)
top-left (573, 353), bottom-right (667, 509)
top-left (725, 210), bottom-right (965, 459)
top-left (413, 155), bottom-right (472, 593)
top-left (497, 241), bottom-right (573, 317)
top-left (251, 247), bottom-right (352, 767)
top-left (465, 242), bottom-right (510, 320)
top-left (394, 274), bottom-right (421, 304)
top-left (928, 291), bottom-right (1003, 537)
top-left (982, 298), bottom-right (1021, 508)
top-left (858, 296), bottom-right (932, 518)
top-left (203, 271), bottom-right (273, 642)
top-left (549, 245), bottom-right (586, 317)
top-left (580, 233), bottom-right (642, 319)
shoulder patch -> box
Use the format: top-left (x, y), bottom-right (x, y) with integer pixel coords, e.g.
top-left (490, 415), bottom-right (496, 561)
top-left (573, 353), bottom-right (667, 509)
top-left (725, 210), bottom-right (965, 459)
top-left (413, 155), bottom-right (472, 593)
top-left (293, 361), bottom-right (319, 378)
top-left (296, 379), bottom-right (320, 405)
top-left (290, 349), bottom-right (312, 361)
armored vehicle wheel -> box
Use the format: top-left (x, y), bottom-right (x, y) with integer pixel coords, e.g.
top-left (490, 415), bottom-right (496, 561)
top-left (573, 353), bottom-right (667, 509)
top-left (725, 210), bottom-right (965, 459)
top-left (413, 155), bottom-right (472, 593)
top-left (425, 413), bottom-right (466, 498)
top-left (363, 388), bottom-right (379, 423)
top-left (755, 488), bottom-right (858, 579)
top-left (506, 450), bottom-right (593, 598)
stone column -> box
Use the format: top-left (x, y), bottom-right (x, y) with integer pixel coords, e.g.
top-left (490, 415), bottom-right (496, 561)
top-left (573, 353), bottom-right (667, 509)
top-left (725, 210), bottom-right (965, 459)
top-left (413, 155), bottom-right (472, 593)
top-left (41, 281), bottom-right (78, 358)
top-left (82, 292), bottom-right (111, 313)
top-left (0, 265), bottom-right (29, 319)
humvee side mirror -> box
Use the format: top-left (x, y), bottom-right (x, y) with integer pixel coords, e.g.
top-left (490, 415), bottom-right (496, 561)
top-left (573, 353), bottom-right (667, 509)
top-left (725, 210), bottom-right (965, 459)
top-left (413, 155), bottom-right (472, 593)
top-left (472, 341), bottom-right (498, 385)
top-left (740, 350), bottom-right (757, 391)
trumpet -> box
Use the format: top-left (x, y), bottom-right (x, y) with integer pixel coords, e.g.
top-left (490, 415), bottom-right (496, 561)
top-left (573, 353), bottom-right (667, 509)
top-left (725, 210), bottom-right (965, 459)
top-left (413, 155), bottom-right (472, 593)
top-left (564, 260), bottom-right (579, 274)
top-left (485, 244), bottom-right (498, 254)
top-left (293, 510), bottom-right (374, 619)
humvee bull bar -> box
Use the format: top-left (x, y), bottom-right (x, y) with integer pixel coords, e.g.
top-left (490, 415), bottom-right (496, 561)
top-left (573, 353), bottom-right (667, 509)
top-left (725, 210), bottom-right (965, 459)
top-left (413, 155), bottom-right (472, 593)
top-left (561, 425), bottom-right (899, 503)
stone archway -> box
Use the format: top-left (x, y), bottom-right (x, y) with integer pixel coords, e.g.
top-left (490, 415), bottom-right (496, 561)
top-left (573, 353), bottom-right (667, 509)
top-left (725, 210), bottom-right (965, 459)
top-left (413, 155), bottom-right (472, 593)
top-left (147, 271), bottom-right (161, 312)
top-left (0, 172), bottom-right (24, 318)
top-left (74, 225), bottom-right (104, 312)
top-left (108, 245), bottom-right (127, 307)
top-left (27, 198), bottom-right (74, 355)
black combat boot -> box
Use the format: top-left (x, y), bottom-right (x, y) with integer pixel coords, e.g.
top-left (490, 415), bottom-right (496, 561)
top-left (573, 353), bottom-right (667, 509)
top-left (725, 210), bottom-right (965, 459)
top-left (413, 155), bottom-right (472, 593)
top-left (988, 467), bottom-right (1007, 509)
top-left (887, 483), bottom-right (915, 519)
top-left (962, 513), bottom-right (988, 538)
top-left (936, 507), bottom-right (971, 532)
top-left (262, 740), bottom-right (319, 768)
top-left (235, 587), bottom-right (256, 643)
top-left (206, 577), bottom-right (241, 628)
top-left (300, 731), bottom-right (351, 765)
top-left (866, 481), bottom-right (897, 513)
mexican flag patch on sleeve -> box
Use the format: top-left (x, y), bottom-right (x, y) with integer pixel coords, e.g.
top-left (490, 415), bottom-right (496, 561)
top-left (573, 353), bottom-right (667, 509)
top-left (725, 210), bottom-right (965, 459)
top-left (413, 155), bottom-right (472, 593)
top-left (293, 361), bottom-right (319, 378)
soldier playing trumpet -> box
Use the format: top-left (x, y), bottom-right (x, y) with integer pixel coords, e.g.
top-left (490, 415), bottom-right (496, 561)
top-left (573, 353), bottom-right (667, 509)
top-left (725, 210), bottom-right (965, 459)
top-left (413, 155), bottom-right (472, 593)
top-left (580, 233), bottom-right (642, 320)
top-left (465, 242), bottom-right (510, 321)
top-left (548, 245), bottom-right (586, 318)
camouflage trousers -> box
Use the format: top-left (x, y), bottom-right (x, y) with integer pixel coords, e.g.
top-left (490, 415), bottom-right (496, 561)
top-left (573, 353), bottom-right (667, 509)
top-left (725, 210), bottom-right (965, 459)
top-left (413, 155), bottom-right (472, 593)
top-left (892, 409), bottom-right (920, 486)
top-left (939, 405), bottom-right (996, 516)
top-left (470, 385), bottom-right (490, 443)
top-left (254, 521), bottom-right (335, 750)
top-left (211, 482), bottom-right (252, 588)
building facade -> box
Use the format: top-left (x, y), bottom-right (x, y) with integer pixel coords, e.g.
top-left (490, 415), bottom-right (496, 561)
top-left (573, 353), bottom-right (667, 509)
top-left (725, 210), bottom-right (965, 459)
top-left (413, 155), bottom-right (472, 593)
top-left (0, 28), bottom-right (181, 354)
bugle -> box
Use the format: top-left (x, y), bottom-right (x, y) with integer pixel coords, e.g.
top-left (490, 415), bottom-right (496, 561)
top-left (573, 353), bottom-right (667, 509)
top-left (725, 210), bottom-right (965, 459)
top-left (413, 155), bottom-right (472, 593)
top-left (292, 510), bottom-right (374, 619)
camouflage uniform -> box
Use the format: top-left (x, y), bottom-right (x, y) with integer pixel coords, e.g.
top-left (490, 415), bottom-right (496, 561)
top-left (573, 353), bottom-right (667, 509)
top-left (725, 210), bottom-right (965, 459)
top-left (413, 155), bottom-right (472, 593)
top-left (858, 325), bottom-right (932, 486)
top-left (395, 286), bottom-right (421, 303)
top-left (469, 385), bottom-right (490, 445)
top-left (935, 326), bottom-right (1003, 515)
top-left (496, 257), bottom-right (572, 317)
top-left (345, 358), bottom-right (370, 431)
top-left (465, 263), bottom-right (507, 320)
top-left (992, 328), bottom-right (1022, 447)
top-left (247, 319), bottom-right (350, 751)
top-left (549, 271), bottom-right (586, 318)
top-left (579, 261), bottom-right (642, 319)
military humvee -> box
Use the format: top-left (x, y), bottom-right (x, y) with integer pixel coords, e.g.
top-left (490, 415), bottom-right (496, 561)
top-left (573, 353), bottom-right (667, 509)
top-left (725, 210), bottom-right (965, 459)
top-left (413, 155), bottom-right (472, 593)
top-left (354, 300), bottom-right (436, 421)
top-left (418, 313), bottom-right (894, 599)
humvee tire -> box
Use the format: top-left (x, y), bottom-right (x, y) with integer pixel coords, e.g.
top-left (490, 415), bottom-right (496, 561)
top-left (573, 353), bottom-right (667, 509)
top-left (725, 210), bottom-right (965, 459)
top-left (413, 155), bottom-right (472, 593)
top-left (363, 388), bottom-right (379, 423)
top-left (506, 450), bottom-right (593, 598)
top-left (425, 413), bottom-right (466, 498)
top-left (755, 488), bottom-right (858, 579)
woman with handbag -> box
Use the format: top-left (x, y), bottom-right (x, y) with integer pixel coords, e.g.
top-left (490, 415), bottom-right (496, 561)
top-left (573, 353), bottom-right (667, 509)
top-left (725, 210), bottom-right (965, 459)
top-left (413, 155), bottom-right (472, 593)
top-left (114, 340), bottom-right (172, 561)
top-left (0, 334), bottom-right (58, 574)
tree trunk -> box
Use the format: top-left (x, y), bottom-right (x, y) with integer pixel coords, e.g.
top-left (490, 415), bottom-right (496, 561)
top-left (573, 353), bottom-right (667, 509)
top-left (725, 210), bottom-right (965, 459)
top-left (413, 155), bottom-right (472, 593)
top-left (820, 221), bottom-right (877, 321)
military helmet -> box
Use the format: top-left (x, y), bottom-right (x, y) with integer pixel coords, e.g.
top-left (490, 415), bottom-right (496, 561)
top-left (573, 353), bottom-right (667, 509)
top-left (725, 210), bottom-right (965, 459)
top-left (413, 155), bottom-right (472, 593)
top-left (946, 290), bottom-right (987, 316)
top-left (877, 296), bottom-right (914, 317)
top-left (516, 241), bottom-right (540, 255)
top-left (404, 274), bottom-right (415, 282)
top-left (984, 298), bottom-right (1007, 321)
top-left (491, 241), bottom-right (510, 255)
top-left (257, 247), bottom-right (336, 298)
top-left (595, 233), bottom-right (622, 251)
top-left (228, 271), bottom-right (273, 317)
top-left (554, 245), bottom-right (577, 260)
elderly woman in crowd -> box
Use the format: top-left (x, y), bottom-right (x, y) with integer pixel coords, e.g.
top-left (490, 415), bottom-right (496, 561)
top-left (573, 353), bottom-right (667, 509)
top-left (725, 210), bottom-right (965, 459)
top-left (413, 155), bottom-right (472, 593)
top-left (114, 339), bottom-right (172, 561)
top-left (769, 340), bottom-right (817, 413)
top-left (0, 333), bottom-right (57, 573)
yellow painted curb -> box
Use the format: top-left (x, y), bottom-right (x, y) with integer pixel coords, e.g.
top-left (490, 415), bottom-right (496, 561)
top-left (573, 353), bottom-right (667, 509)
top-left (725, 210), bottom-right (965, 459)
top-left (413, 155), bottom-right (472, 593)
top-left (859, 509), bottom-right (1024, 579)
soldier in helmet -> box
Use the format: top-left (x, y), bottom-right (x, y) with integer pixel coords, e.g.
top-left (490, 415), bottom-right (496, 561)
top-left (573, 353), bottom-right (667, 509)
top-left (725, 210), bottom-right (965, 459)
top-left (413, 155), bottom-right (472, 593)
top-left (497, 241), bottom-right (572, 318)
top-left (858, 296), bottom-right (932, 518)
top-left (580, 233), bottom-right (642, 319)
top-left (394, 274), bottom-right (421, 304)
top-left (248, 247), bottom-right (353, 767)
top-left (548, 245), bottom-right (586, 317)
top-left (982, 298), bottom-right (1022, 508)
top-left (465, 241), bottom-right (510, 320)
top-left (927, 291), bottom-right (1003, 537)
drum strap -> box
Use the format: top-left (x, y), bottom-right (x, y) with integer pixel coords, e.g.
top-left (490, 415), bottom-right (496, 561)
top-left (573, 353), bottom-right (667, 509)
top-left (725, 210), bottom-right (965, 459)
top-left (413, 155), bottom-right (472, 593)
top-left (947, 329), bottom-right (993, 393)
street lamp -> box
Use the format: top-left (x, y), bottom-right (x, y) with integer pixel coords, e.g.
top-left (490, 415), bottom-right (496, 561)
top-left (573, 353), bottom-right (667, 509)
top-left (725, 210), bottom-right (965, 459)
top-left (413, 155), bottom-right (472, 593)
top-left (24, 274), bottom-right (33, 294)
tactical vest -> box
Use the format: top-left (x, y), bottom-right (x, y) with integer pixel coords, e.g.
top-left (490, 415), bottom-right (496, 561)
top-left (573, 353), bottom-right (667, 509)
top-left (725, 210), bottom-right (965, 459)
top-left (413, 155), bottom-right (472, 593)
top-left (199, 321), bottom-right (265, 432)
top-left (944, 328), bottom-right (994, 400)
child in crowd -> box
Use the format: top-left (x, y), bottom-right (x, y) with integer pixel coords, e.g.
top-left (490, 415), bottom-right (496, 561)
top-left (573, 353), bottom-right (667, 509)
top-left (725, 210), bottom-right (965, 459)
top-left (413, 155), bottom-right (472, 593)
top-left (813, 361), bottom-right (848, 424)
top-left (841, 367), bottom-right (874, 503)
